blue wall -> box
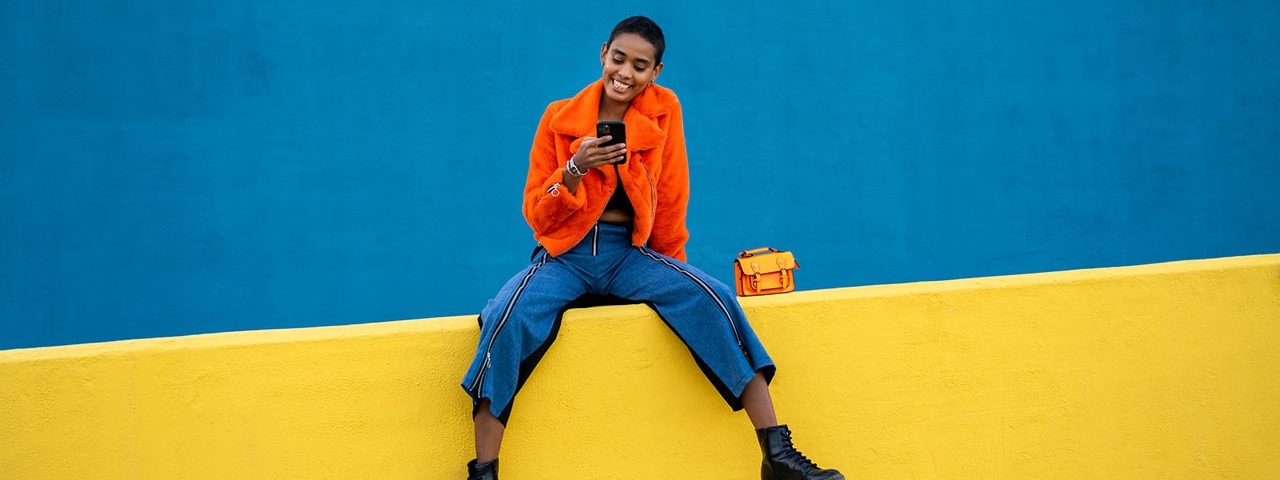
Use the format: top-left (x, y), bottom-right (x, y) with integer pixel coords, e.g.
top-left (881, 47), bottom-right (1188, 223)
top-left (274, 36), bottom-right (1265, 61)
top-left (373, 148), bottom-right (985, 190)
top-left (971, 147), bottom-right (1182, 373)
top-left (3, 1), bottom-right (1278, 350)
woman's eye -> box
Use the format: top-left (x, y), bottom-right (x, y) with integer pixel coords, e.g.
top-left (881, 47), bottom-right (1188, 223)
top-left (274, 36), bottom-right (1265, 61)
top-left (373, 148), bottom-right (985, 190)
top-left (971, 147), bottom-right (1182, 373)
top-left (612, 58), bottom-right (624, 64)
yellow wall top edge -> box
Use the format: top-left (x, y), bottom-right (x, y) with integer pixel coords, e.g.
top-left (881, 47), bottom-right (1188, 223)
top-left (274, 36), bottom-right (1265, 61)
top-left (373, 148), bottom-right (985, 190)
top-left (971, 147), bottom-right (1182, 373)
top-left (0, 315), bottom-right (480, 362)
top-left (4, 253), bottom-right (1277, 361)
top-left (747, 253), bottom-right (1280, 307)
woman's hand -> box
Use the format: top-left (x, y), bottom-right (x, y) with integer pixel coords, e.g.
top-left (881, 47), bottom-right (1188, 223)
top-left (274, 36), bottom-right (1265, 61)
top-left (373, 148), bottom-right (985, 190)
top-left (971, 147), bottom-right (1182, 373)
top-left (561, 135), bottom-right (625, 194)
top-left (571, 136), bottom-right (627, 171)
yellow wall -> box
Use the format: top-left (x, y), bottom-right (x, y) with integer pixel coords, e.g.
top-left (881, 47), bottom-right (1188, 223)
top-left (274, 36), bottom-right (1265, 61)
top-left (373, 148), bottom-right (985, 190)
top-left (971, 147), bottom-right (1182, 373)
top-left (2, 254), bottom-right (1278, 479)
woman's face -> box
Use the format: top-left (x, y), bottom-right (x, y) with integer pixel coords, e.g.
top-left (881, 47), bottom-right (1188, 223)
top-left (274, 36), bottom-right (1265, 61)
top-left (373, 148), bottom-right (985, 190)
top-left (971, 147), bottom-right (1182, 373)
top-left (599, 33), bottom-right (663, 105)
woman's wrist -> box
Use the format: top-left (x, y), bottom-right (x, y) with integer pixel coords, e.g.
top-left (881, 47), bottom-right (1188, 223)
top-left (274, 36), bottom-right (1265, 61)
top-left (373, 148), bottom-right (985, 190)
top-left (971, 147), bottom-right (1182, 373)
top-left (565, 157), bottom-right (588, 178)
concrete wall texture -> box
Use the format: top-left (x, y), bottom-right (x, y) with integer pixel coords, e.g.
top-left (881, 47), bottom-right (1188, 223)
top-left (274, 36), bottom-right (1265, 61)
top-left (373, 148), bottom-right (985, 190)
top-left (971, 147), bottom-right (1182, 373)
top-left (3, 2), bottom-right (1279, 349)
top-left (1, 255), bottom-right (1277, 478)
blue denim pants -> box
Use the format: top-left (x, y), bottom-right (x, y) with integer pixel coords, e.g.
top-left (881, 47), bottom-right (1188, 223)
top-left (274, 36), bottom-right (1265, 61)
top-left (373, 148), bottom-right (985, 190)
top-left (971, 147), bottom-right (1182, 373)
top-left (460, 222), bottom-right (776, 425)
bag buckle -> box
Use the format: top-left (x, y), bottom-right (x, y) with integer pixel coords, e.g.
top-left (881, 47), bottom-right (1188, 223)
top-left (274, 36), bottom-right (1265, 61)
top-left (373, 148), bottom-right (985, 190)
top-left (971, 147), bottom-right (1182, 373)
top-left (751, 262), bottom-right (761, 291)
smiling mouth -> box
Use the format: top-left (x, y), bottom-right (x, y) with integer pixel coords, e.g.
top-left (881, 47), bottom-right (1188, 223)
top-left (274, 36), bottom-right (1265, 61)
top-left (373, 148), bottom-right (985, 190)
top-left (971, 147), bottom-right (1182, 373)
top-left (610, 78), bottom-right (633, 93)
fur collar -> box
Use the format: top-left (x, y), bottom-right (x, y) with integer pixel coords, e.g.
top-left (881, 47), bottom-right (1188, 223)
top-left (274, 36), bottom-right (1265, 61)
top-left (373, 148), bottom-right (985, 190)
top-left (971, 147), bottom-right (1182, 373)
top-left (548, 79), bottom-right (677, 152)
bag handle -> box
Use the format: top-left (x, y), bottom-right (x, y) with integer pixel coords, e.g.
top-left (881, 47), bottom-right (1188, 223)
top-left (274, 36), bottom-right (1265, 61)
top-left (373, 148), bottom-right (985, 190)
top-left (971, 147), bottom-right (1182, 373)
top-left (738, 247), bottom-right (780, 258)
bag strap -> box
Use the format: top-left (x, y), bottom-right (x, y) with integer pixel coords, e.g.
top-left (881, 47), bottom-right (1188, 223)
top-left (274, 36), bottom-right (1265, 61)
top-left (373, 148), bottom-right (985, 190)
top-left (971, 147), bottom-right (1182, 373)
top-left (738, 247), bottom-right (780, 258)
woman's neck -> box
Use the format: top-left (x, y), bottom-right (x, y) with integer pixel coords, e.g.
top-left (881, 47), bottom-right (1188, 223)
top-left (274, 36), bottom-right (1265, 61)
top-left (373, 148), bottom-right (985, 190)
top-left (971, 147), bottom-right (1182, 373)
top-left (598, 96), bottom-right (630, 122)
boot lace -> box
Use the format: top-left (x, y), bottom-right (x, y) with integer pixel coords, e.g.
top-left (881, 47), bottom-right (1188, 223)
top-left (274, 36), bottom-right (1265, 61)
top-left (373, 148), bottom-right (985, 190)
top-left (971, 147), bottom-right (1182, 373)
top-left (779, 429), bottom-right (820, 472)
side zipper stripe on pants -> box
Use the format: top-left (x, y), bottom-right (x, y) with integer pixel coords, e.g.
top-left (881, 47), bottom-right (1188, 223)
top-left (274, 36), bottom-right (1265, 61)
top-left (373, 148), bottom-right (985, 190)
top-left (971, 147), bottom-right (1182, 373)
top-left (469, 252), bottom-right (550, 395)
top-left (592, 223), bottom-right (600, 256)
top-left (636, 247), bottom-right (747, 355)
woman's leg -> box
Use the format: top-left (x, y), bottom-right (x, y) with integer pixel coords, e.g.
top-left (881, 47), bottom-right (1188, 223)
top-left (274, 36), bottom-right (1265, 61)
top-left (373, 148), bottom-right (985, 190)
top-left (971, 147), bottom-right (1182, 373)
top-left (608, 247), bottom-right (843, 479)
top-left (741, 371), bottom-right (779, 429)
top-left (459, 250), bottom-right (588, 463)
top-left (474, 399), bottom-right (504, 462)
top-left (607, 246), bottom-right (776, 411)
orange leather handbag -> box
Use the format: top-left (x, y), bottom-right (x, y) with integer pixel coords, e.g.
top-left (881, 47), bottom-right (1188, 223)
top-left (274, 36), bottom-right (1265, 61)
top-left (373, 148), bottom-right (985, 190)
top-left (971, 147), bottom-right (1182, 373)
top-left (734, 247), bottom-right (798, 296)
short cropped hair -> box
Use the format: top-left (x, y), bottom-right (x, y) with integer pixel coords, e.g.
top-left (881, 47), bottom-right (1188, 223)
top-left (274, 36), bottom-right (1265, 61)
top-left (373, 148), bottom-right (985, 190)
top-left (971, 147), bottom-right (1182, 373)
top-left (608, 16), bottom-right (666, 64)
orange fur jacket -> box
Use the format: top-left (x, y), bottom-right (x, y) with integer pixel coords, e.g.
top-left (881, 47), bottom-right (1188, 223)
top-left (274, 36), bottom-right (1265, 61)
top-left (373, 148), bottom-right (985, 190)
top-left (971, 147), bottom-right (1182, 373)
top-left (523, 80), bottom-right (690, 261)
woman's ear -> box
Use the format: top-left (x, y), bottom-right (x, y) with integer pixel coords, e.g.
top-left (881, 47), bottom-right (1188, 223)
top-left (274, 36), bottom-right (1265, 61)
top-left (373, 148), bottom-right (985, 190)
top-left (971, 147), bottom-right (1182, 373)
top-left (651, 63), bottom-right (663, 83)
top-left (600, 42), bottom-right (609, 66)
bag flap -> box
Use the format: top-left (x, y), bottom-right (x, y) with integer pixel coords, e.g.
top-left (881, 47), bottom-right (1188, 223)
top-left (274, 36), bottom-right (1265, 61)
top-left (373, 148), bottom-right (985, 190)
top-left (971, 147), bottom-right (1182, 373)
top-left (735, 252), bottom-right (797, 275)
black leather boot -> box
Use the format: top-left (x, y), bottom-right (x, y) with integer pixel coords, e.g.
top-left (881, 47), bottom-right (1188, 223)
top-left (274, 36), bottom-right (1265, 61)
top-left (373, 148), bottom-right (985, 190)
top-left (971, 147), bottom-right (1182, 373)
top-left (757, 425), bottom-right (844, 480)
top-left (466, 458), bottom-right (498, 480)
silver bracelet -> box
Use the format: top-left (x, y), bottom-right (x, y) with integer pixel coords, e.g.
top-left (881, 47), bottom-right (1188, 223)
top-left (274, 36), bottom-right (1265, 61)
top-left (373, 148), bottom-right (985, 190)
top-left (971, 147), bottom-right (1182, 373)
top-left (566, 158), bottom-right (587, 178)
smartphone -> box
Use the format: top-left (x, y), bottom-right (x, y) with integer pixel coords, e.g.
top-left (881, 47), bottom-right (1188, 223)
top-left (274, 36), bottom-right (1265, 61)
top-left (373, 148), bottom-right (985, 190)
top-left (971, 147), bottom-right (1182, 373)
top-left (596, 120), bottom-right (626, 164)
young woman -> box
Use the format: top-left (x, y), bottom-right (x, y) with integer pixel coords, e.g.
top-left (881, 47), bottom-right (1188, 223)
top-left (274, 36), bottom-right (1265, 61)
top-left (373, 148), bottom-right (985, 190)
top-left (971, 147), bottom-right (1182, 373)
top-left (460, 16), bottom-right (843, 480)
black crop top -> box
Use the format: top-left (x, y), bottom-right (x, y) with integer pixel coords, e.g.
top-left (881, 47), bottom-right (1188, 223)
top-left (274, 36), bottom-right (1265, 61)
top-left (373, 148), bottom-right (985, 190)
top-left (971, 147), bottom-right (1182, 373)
top-left (604, 168), bottom-right (634, 215)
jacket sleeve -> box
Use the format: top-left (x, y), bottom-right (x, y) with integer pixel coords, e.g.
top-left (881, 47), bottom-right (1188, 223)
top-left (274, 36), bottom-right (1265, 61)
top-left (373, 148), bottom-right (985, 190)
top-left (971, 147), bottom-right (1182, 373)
top-left (523, 102), bottom-right (588, 234)
top-left (647, 100), bottom-right (691, 262)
